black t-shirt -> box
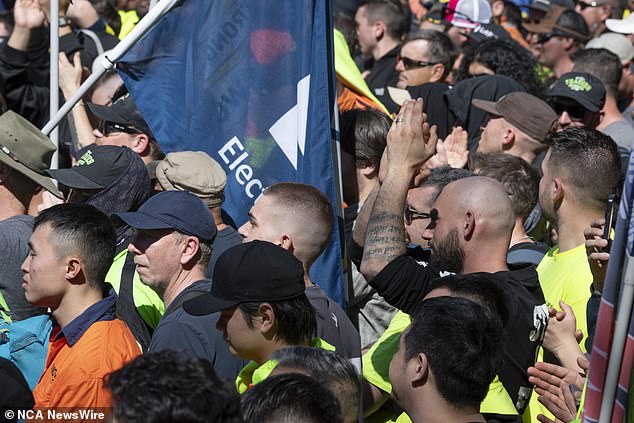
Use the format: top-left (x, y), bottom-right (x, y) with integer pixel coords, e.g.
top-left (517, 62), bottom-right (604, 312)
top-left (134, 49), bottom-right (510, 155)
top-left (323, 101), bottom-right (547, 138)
top-left (362, 45), bottom-right (400, 114)
top-left (369, 255), bottom-right (547, 414)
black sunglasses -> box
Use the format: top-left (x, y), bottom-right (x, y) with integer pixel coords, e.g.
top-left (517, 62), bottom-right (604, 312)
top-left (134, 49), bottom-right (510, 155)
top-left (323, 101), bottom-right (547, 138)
top-left (405, 205), bottom-right (439, 225)
top-left (100, 121), bottom-right (143, 137)
top-left (551, 102), bottom-right (587, 121)
top-left (397, 54), bottom-right (439, 71)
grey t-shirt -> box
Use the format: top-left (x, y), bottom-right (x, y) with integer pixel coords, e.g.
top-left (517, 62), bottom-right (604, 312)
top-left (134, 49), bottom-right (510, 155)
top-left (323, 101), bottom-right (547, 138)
top-left (602, 119), bottom-right (634, 150)
top-left (0, 215), bottom-right (46, 321)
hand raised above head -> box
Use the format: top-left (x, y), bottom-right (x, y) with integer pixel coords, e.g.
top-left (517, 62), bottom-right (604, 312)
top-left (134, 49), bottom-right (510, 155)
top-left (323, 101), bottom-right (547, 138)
top-left (386, 99), bottom-right (437, 174)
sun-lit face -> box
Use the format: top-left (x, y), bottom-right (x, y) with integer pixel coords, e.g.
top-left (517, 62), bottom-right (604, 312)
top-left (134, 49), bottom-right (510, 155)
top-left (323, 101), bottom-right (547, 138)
top-left (238, 195), bottom-right (284, 245)
top-left (216, 306), bottom-right (267, 362)
top-left (355, 5), bottom-right (376, 56)
top-left (21, 223), bottom-right (68, 309)
top-left (127, 229), bottom-right (185, 294)
top-left (395, 40), bottom-right (439, 88)
top-left (477, 115), bottom-right (508, 154)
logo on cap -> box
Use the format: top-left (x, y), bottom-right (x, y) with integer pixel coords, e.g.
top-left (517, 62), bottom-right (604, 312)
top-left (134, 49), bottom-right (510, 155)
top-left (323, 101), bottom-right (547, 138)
top-left (564, 76), bottom-right (592, 92)
top-left (76, 150), bottom-right (95, 167)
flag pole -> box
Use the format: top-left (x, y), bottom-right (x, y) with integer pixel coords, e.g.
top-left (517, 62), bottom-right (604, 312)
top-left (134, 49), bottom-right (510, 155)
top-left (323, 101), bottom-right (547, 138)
top-left (49, 0), bottom-right (59, 168)
top-left (41, 0), bottom-right (181, 136)
top-left (599, 256), bottom-right (634, 422)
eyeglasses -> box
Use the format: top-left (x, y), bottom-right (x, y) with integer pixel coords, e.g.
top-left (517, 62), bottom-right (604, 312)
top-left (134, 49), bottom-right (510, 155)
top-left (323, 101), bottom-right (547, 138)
top-left (405, 204), bottom-right (438, 225)
top-left (99, 121), bottom-right (142, 137)
top-left (551, 102), bottom-right (587, 121)
top-left (574, 0), bottom-right (600, 10)
top-left (538, 33), bottom-right (561, 43)
top-left (397, 54), bottom-right (439, 71)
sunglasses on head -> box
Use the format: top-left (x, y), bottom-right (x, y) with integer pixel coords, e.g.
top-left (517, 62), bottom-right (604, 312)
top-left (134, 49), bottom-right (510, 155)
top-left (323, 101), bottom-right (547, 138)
top-left (551, 102), bottom-right (587, 121)
top-left (397, 54), bottom-right (439, 71)
top-left (574, 0), bottom-right (601, 10)
top-left (99, 121), bottom-right (142, 137)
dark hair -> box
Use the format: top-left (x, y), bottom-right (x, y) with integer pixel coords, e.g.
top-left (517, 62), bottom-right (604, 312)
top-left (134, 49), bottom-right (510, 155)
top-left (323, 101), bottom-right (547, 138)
top-left (106, 351), bottom-right (242, 423)
top-left (270, 347), bottom-right (360, 422)
top-left (334, 12), bottom-right (358, 52)
top-left (456, 39), bottom-right (543, 97)
top-left (471, 153), bottom-right (540, 220)
top-left (34, 204), bottom-right (116, 289)
top-left (430, 273), bottom-right (511, 326)
top-left (403, 30), bottom-right (457, 80)
top-left (422, 166), bottom-right (474, 201)
top-left (502, 1), bottom-right (522, 28)
top-left (404, 297), bottom-right (505, 409)
top-left (546, 127), bottom-right (621, 209)
top-left (556, 10), bottom-right (590, 44)
top-left (241, 373), bottom-right (344, 423)
top-left (572, 48), bottom-right (622, 97)
top-left (238, 295), bottom-right (317, 346)
top-left (339, 108), bottom-right (390, 168)
top-left (358, 0), bottom-right (410, 41)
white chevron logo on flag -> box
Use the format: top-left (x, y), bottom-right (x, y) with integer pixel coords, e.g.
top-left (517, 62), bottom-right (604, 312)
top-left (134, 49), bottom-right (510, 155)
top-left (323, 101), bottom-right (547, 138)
top-left (268, 75), bottom-right (310, 170)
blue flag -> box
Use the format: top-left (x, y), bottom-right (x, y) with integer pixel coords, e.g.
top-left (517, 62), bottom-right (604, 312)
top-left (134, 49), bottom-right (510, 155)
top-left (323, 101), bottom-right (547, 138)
top-left (117, 0), bottom-right (345, 305)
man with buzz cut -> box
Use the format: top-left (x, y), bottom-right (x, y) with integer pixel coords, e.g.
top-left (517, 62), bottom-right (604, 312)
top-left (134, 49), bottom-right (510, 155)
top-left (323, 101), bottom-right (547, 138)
top-left (238, 182), bottom-right (361, 367)
top-left (22, 203), bottom-right (140, 409)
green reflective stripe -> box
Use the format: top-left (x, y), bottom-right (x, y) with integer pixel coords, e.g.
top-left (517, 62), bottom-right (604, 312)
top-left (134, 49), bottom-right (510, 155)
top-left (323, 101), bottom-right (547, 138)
top-left (235, 338), bottom-right (335, 393)
top-left (0, 291), bottom-right (11, 323)
top-left (106, 250), bottom-right (164, 329)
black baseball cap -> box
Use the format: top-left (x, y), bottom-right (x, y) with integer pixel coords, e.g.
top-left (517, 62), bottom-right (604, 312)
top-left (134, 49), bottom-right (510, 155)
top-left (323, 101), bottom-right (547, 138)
top-left (546, 72), bottom-right (606, 113)
top-left (47, 145), bottom-right (133, 190)
top-left (184, 240), bottom-right (305, 316)
top-left (113, 190), bottom-right (217, 241)
top-left (87, 94), bottom-right (152, 136)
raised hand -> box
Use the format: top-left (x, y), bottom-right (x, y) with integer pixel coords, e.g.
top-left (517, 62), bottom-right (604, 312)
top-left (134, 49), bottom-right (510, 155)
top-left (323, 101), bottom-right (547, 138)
top-left (584, 218), bottom-right (609, 293)
top-left (13, 0), bottom-right (47, 29)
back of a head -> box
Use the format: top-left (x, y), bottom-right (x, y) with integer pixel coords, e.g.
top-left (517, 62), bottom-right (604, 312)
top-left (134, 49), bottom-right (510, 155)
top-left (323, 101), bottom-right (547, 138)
top-left (421, 166), bottom-right (475, 201)
top-left (106, 351), bottom-right (242, 423)
top-left (339, 108), bottom-right (390, 169)
top-left (359, 0), bottom-right (410, 41)
top-left (34, 203), bottom-right (116, 289)
top-left (472, 153), bottom-right (540, 221)
top-left (405, 30), bottom-right (457, 79)
top-left (270, 346), bottom-right (360, 423)
top-left (263, 182), bottom-right (334, 264)
top-left (546, 127), bottom-right (621, 209)
top-left (241, 373), bottom-right (344, 423)
top-left (572, 48), bottom-right (621, 97)
top-left (442, 176), bottom-right (515, 238)
top-left (405, 296), bottom-right (505, 409)
top-left (430, 273), bottom-right (511, 327)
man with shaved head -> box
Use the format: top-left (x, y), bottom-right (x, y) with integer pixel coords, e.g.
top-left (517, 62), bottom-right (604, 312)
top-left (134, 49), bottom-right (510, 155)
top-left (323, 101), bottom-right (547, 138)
top-left (356, 100), bottom-right (547, 418)
top-left (238, 182), bottom-right (361, 365)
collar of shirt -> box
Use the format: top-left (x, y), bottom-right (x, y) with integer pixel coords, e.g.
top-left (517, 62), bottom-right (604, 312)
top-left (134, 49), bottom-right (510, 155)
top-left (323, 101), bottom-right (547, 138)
top-left (53, 293), bottom-right (118, 346)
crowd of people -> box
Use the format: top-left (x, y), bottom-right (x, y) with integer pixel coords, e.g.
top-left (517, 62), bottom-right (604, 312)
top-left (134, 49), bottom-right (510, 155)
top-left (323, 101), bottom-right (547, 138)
top-left (0, 0), bottom-right (630, 421)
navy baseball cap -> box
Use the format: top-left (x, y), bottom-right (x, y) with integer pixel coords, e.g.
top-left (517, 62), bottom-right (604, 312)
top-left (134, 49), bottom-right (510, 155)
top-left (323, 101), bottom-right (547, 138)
top-left (113, 190), bottom-right (217, 241)
top-left (183, 240), bottom-right (305, 316)
top-left (87, 94), bottom-right (152, 136)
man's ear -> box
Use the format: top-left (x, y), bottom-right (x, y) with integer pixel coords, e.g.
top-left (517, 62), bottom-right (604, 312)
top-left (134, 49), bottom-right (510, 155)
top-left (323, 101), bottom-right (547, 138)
top-left (180, 235), bottom-right (201, 267)
top-left (359, 160), bottom-right (377, 177)
top-left (374, 20), bottom-right (386, 40)
top-left (410, 352), bottom-right (429, 386)
top-left (501, 127), bottom-right (516, 150)
top-left (66, 257), bottom-right (83, 282)
top-left (562, 37), bottom-right (576, 51)
top-left (278, 234), bottom-right (294, 254)
top-left (464, 210), bottom-right (475, 240)
top-left (130, 133), bottom-right (150, 155)
top-left (552, 177), bottom-right (564, 205)
top-left (429, 64), bottom-right (446, 83)
top-left (257, 303), bottom-right (276, 334)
